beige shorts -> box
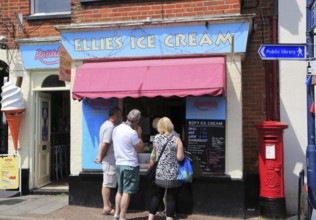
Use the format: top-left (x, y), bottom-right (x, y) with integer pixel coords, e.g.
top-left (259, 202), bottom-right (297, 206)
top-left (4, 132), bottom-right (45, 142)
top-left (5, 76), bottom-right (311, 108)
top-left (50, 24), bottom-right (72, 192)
top-left (102, 163), bottom-right (117, 188)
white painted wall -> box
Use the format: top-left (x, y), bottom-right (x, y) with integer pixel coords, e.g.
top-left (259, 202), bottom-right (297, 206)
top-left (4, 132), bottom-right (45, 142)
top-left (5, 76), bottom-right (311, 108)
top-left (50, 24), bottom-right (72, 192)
top-left (279, 0), bottom-right (307, 214)
top-left (0, 50), bottom-right (30, 167)
top-left (70, 61), bottom-right (83, 175)
top-left (226, 55), bottom-right (243, 179)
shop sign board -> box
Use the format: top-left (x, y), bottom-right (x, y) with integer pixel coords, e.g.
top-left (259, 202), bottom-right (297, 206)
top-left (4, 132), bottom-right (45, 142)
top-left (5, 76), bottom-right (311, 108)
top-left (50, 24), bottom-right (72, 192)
top-left (19, 22), bottom-right (250, 68)
top-left (82, 98), bottom-right (118, 170)
top-left (186, 96), bottom-right (226, 120)
top-left (61, 22), bottom-right (249, 59)
top-left (0, 154), bottom-right (20, 190)
top-left (258, 44), bottom-right (305, 60)
top-left (185, 97), bottom-right (226, 175)
top-left (20, 44), bottom-right (60, 69)
top-left (59, 45), bottom-right (72, 82)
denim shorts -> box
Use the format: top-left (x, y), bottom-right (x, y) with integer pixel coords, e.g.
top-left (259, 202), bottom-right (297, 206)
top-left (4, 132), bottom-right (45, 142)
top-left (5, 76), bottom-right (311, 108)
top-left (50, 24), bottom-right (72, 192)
top-left (116, 165), bottom-right (140, 194)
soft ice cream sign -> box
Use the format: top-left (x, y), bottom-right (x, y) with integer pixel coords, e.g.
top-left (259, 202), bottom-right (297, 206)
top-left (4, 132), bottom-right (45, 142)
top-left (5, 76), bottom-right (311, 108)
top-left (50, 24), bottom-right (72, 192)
top-left (61, 22), bottom-right (249, 59)
top-left (20, 44), bottom-right (60, 69)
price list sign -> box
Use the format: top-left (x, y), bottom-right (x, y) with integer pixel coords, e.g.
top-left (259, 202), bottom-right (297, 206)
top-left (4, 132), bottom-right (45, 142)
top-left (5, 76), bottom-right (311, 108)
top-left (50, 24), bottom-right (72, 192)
top-left (0, 155), bottom-right (20, 189)
top-left (186, 119), bottom-right (226, 174)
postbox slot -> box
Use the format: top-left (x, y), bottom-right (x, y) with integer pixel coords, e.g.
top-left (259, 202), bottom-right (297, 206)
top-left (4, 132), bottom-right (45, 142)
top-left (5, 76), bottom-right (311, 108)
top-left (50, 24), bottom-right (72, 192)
top-left (263, 136), bottom-right (278, 141)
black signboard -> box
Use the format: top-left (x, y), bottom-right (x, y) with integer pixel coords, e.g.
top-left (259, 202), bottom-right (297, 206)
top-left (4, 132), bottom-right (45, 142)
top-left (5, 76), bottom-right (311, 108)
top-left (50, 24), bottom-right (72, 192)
top-left (186, 119), bottom-right (225, 174)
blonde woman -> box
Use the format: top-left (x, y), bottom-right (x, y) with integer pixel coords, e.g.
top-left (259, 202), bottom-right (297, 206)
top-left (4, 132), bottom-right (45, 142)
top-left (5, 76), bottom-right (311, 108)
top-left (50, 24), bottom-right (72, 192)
top-left (148, 117), bottom-right (184, 220)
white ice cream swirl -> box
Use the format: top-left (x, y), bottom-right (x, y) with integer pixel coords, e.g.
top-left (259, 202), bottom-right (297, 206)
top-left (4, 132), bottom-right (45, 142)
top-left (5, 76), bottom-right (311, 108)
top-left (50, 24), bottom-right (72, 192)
top-left (1, 80), bottom-right (25, 111)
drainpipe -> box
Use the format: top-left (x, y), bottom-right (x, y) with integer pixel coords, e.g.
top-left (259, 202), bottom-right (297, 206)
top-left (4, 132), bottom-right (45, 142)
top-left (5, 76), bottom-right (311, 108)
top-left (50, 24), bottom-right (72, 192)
top-left (272, 0), bottom-right (278, 121)
top-left (306, 0), bottom-right (316, 210)
top-left (265, 62), bottom-right (271, 120)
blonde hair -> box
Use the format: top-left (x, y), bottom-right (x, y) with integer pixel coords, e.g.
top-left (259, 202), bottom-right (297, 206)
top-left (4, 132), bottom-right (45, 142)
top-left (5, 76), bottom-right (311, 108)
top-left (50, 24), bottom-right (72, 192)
top-left (152, 117), bottom-right (160, 130)
top-left (157, 117), bottom-right (174, 136)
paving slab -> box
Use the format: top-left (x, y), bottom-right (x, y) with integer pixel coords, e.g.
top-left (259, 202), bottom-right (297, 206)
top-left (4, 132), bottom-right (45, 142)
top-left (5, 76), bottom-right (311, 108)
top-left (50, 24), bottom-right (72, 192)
top-left (0, 190), bottom-right (20, 198)
top-left (0, 194), bottom-right (272, 220)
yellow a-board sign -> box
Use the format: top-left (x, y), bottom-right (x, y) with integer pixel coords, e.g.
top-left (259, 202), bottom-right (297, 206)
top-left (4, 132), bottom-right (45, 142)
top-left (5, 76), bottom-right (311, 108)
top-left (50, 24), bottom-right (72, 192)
top-left (0, 155), bottom-right (19, 189)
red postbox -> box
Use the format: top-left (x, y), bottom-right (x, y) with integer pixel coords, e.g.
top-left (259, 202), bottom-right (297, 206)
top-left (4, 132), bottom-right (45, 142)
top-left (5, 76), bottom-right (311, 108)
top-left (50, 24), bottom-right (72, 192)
top-left (256, 121), bottom-right (288, 219)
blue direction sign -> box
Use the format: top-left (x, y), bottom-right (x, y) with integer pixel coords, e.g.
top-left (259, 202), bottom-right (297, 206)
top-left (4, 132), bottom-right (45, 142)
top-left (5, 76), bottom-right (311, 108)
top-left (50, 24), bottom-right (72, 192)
top-left (258, 44), bottom-right (305, 60)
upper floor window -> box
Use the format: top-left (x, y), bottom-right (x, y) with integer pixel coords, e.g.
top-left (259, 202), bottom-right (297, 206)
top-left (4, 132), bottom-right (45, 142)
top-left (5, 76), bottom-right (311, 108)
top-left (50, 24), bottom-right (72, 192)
top-left (32, 0), bottom-right (71, 15)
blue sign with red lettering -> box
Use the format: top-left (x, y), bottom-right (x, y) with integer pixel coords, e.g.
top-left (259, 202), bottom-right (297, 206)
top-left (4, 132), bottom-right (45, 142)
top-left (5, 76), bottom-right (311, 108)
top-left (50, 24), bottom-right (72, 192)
top-left (19, 44), bottom-right (60, 69)
top-left (186, 97), bottom-right (226, 120)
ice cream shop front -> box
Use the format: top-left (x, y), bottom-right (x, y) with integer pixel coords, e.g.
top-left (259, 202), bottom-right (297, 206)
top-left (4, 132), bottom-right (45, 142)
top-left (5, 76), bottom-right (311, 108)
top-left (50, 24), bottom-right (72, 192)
top-left (13, 16), bottom-right (252, 217)
top-left (57, 16), bottom-right (251, 218)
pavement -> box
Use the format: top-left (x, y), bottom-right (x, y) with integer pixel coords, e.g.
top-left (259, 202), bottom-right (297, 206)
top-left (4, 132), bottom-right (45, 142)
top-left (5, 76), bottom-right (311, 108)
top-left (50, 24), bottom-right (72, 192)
top-left (0, 194), bottom-right (264, 220)
top-left (0, 193), bottom-right (305, 220)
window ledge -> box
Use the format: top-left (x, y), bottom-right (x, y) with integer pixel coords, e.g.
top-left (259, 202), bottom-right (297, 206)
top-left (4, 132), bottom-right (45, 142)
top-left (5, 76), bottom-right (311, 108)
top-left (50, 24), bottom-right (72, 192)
top-left (80, 0), bottom-right (167, 3)
top-left (26, 12), bottom-right (71, 21)
top-left (80, 0), bottom-right (102, 2)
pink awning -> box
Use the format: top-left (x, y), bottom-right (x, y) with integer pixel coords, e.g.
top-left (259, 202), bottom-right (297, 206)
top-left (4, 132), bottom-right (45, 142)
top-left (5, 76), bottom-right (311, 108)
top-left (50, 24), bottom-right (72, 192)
top-left (72, 57), bottom-right (226, 100)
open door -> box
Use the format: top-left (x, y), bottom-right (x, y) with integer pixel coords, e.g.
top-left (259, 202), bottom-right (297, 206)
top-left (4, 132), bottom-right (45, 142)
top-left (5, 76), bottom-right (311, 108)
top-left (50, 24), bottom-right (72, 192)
top-left (35, 92), bottom-right (51, 187)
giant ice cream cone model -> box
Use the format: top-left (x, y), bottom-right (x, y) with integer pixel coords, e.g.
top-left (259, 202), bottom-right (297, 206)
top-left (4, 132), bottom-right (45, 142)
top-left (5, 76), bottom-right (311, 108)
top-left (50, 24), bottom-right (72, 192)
top-left (1, 77), bottom-right (25, 153)
top-left (3, 109), bottom-right (25, 152)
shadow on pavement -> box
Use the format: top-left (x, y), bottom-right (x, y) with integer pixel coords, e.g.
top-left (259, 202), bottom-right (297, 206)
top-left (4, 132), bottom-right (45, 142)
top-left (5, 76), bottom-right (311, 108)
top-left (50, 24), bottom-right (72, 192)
top-left (0, 199), bottom-right (25, 205)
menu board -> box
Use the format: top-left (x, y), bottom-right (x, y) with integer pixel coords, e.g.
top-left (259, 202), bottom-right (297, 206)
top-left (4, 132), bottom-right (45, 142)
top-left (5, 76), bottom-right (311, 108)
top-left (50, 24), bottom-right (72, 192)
top-left (186, 119), bottom-right (225, 174)
top-left (0, 155), bottom-right (20, 189)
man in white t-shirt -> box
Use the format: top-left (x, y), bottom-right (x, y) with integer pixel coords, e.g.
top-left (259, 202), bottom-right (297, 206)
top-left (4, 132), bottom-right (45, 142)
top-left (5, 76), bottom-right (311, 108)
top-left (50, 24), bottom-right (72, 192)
top-left (112, 109), bottom-right (144, 220)
top-left (95, 107), bottom-right (122, 216)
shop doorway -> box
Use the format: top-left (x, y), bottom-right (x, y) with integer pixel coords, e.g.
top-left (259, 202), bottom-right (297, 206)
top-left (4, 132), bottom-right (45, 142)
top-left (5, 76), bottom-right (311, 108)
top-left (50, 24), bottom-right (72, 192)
top-left (35, 90), bottom-right (70, 188)
top-left (35, 92), bottom-right (51, 187)
top-left (50, 91), bottom-right (70, 184)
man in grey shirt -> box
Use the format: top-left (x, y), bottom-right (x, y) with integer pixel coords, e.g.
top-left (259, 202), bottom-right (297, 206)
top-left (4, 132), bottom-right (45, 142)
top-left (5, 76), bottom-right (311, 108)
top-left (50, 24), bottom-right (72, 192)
top-left (95, 107), bottom-right (122, 215)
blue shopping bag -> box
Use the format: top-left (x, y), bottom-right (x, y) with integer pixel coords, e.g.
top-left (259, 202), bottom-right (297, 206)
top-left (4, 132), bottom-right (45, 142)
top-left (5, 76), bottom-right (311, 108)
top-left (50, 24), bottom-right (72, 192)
top-left (177, 157), bottom-right (193, 183)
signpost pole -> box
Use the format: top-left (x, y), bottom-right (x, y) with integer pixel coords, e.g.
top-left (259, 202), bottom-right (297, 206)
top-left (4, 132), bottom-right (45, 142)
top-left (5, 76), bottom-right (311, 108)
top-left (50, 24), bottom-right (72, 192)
top-left (306, 0), bottom-right (316, 212)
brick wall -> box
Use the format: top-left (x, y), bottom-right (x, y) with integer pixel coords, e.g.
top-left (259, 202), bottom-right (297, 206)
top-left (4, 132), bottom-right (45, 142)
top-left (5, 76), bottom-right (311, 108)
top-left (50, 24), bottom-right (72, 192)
top-left (241, 0), bottom-right (273, 173)
top-left (1, 0), bottom-right (240, 45)
top-left (72, 0), bottom-right (240, 23)
top-left (0, 0), bottom-right (70, 48)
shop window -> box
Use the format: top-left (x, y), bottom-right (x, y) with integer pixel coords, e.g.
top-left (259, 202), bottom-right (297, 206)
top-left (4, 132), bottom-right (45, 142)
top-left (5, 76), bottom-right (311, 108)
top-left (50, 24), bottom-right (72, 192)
top-left (32, 0), bottom-right (70, 14)
top-left (27, 0), bottom-right (71, 20)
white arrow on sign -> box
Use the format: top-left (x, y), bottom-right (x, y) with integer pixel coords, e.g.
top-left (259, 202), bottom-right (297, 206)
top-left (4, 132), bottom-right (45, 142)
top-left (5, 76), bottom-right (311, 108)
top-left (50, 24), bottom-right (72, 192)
top-left (259, 46), bottom-right (266, 58)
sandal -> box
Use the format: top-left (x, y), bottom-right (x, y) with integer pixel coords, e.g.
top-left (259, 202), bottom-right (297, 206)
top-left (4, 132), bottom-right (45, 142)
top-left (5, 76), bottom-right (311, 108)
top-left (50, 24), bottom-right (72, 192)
top-left (156, 210), bottom-right (166, 217)
top-left (102, 208), bottom-right (115, 215)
